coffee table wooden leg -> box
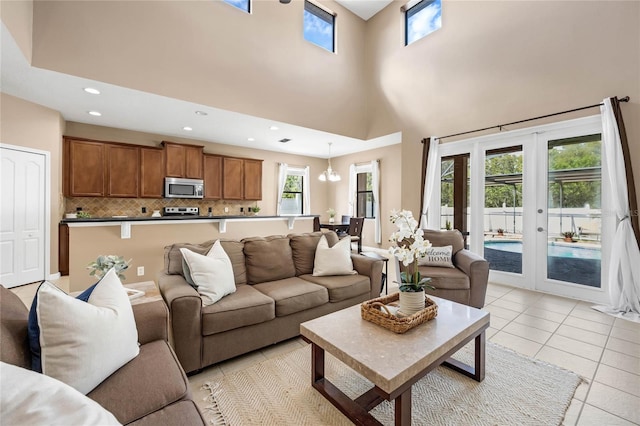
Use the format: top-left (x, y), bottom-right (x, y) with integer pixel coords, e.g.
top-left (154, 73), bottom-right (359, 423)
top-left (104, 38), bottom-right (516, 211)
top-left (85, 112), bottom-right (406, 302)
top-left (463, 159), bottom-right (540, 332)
top-left (442, 331), bottom-right (486, 382)
top-left (312, 342), bottom-right (325, 383)
top-left (395, 387), bottom-right (411, 426)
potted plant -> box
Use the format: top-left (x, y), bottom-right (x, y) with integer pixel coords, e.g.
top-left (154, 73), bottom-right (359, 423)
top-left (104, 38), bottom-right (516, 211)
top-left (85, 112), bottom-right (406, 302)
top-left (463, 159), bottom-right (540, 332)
top-left (87, 255), bottom-right (132, 281)
top-left (252, 205), bottom-right (261, 215)
top-left (445, 219), bottom-right (452, 230)
top-left (327, 208), bottom-right (336, 223)
top-left (563, 231), bottom-right (575, 242)
top-left (389, 210), bottom-right (434, 315)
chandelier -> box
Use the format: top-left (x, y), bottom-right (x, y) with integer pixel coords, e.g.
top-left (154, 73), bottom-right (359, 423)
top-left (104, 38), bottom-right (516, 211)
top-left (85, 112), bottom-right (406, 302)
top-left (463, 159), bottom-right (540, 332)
top-left (319, 142), bottom-right (341, 182)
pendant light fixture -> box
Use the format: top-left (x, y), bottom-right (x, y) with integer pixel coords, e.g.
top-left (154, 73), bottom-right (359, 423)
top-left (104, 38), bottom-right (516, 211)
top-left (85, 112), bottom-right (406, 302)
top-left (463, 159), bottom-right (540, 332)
top-left (319, 142), bottom-right (341, 182)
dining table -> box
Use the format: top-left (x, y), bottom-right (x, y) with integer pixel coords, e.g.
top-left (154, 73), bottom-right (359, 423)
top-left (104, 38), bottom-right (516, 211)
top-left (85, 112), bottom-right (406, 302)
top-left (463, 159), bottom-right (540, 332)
top-left (319, 222), bottom-right (350, 234)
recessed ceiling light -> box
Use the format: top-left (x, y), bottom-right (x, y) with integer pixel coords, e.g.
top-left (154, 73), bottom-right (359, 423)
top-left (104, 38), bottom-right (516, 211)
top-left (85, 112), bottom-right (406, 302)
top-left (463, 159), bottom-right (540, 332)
top-left (195, 111), bottom-right (208, 116)
top-left (88, 111), bottom-right (102, 116)
top-left (279, 138), bottom-right (291, 143)
top-left (269, 126), bottom-right (279, 131)
top-left (247, 137), bottom-right (255, 142)
top-left (83, 87), bottom-right (100, 95)
top-left (183, 126), bottom-right (193, 131)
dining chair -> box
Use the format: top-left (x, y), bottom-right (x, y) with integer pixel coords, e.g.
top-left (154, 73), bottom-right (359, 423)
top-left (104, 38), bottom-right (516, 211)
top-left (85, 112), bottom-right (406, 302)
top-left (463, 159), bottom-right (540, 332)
top-left (345, 217), bottom-right (364, 253)
top-left (313, 216), bottom-right (320, 232)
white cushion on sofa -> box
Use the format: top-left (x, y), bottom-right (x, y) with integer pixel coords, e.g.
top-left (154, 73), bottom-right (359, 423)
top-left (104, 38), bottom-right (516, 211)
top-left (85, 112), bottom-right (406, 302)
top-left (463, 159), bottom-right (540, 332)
top-left (28, 268), bottom-right (139, 395)
top-left (313, 235), bottom-right (356, 276)
top-left (180, 240), bottom-right (236, 306)
top-left (0, 361), bottom-right (121, 426)
top-left (418, 245), bottom-right (455, 268)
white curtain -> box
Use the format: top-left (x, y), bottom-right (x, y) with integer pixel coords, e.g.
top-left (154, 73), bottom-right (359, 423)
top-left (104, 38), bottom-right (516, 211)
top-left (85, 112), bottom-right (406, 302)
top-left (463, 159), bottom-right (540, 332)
top-left (276, 162), bottom-right (288, 216)
top-left (420, 137), bottom-right (440, 229)
top-left (594, 98), bottom-right (640, 320)
top-left (347, 164), bottom-right (357, 216)
top-left (302, 166), bottom-right (311, 214)
top-left (371, 160), bottom-right (381, 243)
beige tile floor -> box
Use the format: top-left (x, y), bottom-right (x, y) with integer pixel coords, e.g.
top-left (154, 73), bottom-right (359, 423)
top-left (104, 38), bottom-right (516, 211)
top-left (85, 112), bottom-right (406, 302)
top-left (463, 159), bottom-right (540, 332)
top-left (10, 276), bottom-right (640, 425)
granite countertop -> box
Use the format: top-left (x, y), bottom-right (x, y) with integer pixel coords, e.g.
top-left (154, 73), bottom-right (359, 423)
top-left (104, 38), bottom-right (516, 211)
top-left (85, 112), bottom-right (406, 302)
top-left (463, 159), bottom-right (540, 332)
top-left (60, 215), bottom-right (317, 224)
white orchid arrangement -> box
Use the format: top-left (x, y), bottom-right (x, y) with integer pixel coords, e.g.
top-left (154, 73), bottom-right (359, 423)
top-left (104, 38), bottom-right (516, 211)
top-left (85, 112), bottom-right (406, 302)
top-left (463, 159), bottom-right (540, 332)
top-left (326, 208), bottom-right (336, 218)
top-left (388, 210), bottom-right (433, 292)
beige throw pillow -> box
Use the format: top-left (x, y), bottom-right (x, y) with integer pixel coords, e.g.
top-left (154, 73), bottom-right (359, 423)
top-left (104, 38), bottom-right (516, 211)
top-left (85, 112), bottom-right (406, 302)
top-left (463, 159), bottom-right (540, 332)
top-left (312, 235), bottom-right (357, 276)
top-left (418, 245), bottom-right (455, 268)
top-left (180, 240), bottom-right (236, 306)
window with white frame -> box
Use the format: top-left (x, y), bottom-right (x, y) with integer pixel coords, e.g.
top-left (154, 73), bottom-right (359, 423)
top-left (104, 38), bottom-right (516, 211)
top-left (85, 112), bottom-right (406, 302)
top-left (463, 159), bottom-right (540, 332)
top-left (356, 172), bottom-right (375, 218)
top-left (278, 164), bottom-right (310, 216)
top-left (349, 161), bottom-right (382, 244)
top-left (405, 0), bottom-right (442, 46)
top-left (223, 0), bottom-right (250, 13)
top-left (304, 1), bottom-right (335, 52)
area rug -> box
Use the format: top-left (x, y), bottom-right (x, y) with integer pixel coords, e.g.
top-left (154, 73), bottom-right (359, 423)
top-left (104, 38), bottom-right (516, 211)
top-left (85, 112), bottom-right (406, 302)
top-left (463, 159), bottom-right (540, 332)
top-left (203, 342), bottom-right (581, 425)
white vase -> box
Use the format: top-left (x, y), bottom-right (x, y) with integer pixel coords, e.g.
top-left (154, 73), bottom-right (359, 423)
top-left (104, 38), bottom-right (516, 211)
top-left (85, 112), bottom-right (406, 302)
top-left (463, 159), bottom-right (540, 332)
top-left (399, 290), bottom-right (425, 316)
top-left (329, 217), bottom-right (335, 223)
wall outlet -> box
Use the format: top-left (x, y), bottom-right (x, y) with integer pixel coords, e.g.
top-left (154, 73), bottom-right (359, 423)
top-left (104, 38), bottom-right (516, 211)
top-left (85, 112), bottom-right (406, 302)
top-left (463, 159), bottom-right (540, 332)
top-left (224, 207), bottom-right (229, 213)
top-left (141, 207), bottom-right (147, 213)
top-left (137, 266), bottom-right (144, 276)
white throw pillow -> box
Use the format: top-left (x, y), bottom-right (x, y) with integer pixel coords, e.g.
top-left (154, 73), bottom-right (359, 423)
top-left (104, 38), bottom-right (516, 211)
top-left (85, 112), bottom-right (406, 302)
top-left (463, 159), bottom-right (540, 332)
top-left (27, 268), bottom-right (139, 395)
top-left (312, 235), bottom-right (357, 276)
top-left (0, 362), bottom-right (122, 426)
top-left (180, 240), bottom-right (236, 306)
top-left (418, 245), bottom-right (455, 268)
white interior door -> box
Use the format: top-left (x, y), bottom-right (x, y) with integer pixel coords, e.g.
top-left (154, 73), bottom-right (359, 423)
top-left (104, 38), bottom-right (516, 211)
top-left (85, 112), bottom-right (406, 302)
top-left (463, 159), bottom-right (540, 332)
top-left (0, 147), bottom-right (47, 287)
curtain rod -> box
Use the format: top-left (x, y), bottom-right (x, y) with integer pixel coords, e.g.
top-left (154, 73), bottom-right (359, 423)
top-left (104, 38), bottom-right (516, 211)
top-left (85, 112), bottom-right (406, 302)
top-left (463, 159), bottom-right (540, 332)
top-left (432, 96), bottom-right (630, 142)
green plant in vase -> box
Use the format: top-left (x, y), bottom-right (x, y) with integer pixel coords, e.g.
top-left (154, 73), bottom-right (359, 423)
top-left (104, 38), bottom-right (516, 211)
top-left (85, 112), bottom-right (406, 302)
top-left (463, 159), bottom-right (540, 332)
top-left (87, 255), bottom-right (132, 281)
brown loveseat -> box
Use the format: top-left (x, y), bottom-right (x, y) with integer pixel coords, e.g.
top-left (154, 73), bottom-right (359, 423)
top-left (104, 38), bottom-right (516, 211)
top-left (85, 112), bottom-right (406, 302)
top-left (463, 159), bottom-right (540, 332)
top-left (158, 231), bottom-right (383, 374)
top-left (0, 285), bottom-right (205, 425)
top-left (400, 229), bottom-right (489, 308)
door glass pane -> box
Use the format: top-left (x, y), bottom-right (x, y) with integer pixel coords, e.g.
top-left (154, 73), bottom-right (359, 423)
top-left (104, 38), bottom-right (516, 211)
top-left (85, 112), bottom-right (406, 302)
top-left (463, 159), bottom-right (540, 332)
top-left (547, 135), bottom-right (601, 287)
top-left (483, 147), bottom-right (523, 274)
top-left (440, 158), bottom-right (454, 230)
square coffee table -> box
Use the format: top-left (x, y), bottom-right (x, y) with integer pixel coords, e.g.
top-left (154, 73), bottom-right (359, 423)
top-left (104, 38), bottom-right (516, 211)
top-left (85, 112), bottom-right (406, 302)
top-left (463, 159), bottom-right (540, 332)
top-left (300, 296), bottom-right (490, 425)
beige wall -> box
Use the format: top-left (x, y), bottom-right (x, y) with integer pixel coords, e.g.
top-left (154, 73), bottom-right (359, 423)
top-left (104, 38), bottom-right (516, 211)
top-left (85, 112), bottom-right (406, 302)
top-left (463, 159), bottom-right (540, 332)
top-left (32, 0), bottom-right (369, 139)
top-left (366, 1), bottom-right (640, 215)
top-left (0, 0), bottom-right (33, 63)
top-left (0, 93), bottom-right (64, 278)
top-left (67, 218), bottom-right (315, 291)
top-left (64, 122), bottom-right (331, 217)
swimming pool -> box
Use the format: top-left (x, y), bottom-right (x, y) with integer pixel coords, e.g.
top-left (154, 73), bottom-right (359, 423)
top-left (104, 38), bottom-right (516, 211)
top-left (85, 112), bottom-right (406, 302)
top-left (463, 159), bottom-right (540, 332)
top-left (484, 240), bottom-right (601, 260)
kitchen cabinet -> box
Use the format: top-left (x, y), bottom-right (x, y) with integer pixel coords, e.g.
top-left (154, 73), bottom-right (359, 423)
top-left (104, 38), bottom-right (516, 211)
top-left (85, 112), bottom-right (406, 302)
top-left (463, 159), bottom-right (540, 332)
top-left (204, 154), bottom-right (223, 200)
top-left (140, 147), bottom-right (165, 198)
top-left (162, 141), bottom-right (203, 179)
top-left (222, 157), bottom-right (244, 200)
top-left (106, 144), bottom-right (139, 197)
top-left (243, 159), bottom-right (262, 200)
top-left (64, 138), bottom-right (106, 197)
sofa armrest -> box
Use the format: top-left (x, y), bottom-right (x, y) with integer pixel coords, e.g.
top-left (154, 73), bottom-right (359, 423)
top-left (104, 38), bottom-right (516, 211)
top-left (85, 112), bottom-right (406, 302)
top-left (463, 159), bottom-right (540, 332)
top-left (132, 301), bottom-right (168, 345)
top-left (453, 249), bottom-right (489, 308)
top-left (351, 254), bottom-right (384, 299)
top-left (158, 272), bottom-right (203, 374)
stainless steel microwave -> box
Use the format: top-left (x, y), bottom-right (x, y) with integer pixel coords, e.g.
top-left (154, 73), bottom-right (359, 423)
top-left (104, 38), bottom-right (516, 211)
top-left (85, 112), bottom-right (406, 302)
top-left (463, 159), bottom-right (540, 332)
top-left (164, 177), bottom-right (204, 199)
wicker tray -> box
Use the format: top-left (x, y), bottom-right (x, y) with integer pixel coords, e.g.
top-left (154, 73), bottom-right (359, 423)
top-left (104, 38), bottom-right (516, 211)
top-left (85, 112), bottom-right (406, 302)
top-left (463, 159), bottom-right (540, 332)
top-left (361, 293), bottom-right (438, 334)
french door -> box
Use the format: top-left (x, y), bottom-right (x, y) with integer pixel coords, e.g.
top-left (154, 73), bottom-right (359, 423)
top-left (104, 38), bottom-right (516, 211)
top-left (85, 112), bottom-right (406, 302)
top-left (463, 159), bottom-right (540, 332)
top-left (431, 116), bottom-right (612, 303)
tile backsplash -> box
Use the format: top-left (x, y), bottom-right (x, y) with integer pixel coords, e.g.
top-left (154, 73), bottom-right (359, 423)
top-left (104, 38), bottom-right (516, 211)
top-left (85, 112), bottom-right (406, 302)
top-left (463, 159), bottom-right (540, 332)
top-left (64, 197), bottom-right (261, 218)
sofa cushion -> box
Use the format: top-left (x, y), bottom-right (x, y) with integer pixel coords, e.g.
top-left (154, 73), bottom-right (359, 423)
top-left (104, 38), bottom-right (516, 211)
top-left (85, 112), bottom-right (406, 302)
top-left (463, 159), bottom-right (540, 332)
top-left (300, 274), bottom-right (370, 302)
top-left (288, 232), bottom-right (324, 276)
top-left (252, 277), bottom-right (328, 317)
top-left (312, 235), bottom-right (356, 276)
top-left (418, 265), bottom-right (470, 290)
top-left (422, 229), bottom-right (465, 254)
top-left (180, 242), bottom-right (236, 306)
top-left (88, 340), bottom-right (190, 425)
top-left (165, 240), bottom-right (246, 285)
top-left (0, 285), bottom-right (31, 369)
top-left (28, 269), bottom-right (139, 394)
top-left (128, 400), bottom-right (204, 426)
top-left (1, 361), bottom-right (121, 426)
top-left (202, 284), bottom-right (275, 335)
top-left (243, 236), bottom-right (296, 285)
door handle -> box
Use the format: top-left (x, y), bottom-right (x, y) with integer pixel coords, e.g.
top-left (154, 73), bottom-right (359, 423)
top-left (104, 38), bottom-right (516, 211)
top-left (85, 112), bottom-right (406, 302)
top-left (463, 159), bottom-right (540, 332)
top-left (537, 227), bottom-right (544, 232)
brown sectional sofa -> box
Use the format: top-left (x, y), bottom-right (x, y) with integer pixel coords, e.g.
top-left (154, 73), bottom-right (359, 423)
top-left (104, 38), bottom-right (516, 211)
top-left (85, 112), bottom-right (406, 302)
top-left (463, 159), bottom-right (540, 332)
top-left (0, 285), bottom-right (205, 425)
top-left (159, 231), bottom-right (384, 374)
top-left (400, 229), bottom-right (489, 309)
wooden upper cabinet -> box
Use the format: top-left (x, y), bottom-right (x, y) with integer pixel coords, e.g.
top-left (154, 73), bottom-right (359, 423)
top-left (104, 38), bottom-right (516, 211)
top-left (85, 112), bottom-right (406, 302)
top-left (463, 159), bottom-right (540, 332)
top-left (204, 154), bottom-right (222, 200)
top-left (222, 157), bottom-right (244, 200)
top-left (162, 141), bottom-right (203, 179)
top-left (140, 147), bottom-right (165, 198)
top-left (243, 159), bottom-right (263, 200)
top-left (106, 144), bottom-right (139, 197)
top-left (64, 138), bottom-right (106, 197)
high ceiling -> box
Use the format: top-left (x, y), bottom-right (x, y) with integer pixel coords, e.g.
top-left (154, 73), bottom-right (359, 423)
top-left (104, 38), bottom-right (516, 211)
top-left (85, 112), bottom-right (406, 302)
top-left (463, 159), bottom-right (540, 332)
top-left (0, 1), bottom-right (400, 159)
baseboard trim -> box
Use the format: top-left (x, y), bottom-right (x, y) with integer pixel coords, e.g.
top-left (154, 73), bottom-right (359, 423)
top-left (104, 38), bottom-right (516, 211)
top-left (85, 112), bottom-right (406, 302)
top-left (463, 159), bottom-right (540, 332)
top-left (48, 272), bottom-right (61, 281)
